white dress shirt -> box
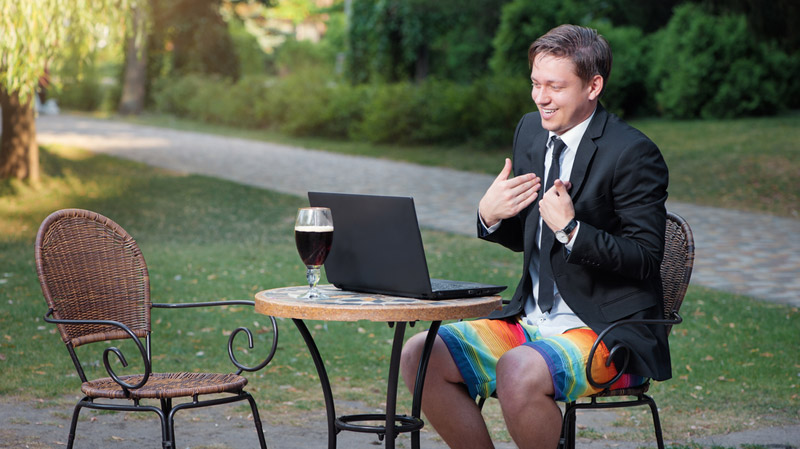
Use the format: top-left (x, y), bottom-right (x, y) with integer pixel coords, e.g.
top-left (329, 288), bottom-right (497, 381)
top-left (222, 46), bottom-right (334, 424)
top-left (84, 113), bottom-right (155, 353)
top-left (481, 109), bottom-right (596, 336)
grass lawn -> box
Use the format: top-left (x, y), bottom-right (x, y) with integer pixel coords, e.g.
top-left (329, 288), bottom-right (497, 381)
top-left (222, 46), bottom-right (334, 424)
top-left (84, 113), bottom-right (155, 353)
top-left (1, 144), bottom-right (797, 444)
top-left (122, 110), bottom-right (800, 219)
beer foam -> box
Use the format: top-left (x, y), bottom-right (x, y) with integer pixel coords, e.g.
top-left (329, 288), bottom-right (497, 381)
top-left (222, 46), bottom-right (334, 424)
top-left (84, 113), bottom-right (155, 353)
top-left (295, 225), bottom-right (334, 232)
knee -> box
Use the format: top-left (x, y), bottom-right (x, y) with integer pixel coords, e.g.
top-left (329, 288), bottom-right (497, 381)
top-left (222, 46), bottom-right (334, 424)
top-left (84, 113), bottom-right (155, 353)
top-left (496, 346), bottom-right (551, 408)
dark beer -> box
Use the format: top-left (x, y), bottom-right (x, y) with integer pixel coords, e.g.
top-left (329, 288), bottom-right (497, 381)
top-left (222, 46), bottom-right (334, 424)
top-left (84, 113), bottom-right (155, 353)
top-left (295, 225), bottom-right (334, 267)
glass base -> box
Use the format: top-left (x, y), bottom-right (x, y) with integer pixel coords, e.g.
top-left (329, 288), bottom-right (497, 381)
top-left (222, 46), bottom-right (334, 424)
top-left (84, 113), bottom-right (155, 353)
top-left (301, 266), bottom-right (329, 299)
top-left (299, 287), bottom-right (330, 300)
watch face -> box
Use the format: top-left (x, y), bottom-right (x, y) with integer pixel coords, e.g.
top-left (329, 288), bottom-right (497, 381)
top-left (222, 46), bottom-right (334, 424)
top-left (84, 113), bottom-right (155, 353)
top-left (555, 230), bottom-right (568, 244)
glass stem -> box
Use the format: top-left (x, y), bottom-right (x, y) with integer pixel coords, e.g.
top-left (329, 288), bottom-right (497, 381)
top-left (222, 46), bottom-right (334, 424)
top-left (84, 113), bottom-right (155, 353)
top-left (306, 266), bottom-right (321, 291)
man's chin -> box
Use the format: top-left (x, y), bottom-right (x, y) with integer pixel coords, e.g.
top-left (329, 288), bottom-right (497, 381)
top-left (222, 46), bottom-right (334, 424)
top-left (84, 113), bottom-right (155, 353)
top-left (540, 119), bottom-right (561, 134)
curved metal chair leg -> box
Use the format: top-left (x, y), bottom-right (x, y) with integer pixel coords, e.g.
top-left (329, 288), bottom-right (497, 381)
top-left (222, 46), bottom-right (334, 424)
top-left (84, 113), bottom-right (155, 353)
top-left (560, 402), bottom-right (577, 449)
top-left (67, 396), bottom-right (90, 449)
top-left (643, 395), bottom-right (665, 449)
top-left (245, 391), bottom-right (269, 449)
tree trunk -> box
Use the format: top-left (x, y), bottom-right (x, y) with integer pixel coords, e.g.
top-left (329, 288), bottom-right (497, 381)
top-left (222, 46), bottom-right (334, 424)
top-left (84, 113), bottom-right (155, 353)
top-left (0, 87), bottom-right (40, 183)
top-left (414, 44), bottom-right (430, 82)
top-left (118, 5), bottom-right (148, 115)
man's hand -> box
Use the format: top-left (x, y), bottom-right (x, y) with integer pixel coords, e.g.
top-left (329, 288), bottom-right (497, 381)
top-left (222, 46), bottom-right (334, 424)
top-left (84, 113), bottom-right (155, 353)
top-left (479, 158), bottom-right (540, 228)
top-left (539, 178), bottom-right (574, 232)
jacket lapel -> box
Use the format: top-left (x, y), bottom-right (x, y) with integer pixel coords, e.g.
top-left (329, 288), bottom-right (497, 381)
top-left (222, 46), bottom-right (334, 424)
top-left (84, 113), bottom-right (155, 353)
top-left (569, 104), bottom-right (608, 198)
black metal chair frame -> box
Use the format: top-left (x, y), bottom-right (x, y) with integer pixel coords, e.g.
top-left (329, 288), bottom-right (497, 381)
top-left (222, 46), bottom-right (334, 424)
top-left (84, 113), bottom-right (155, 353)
top-left (43, 301), bottom-right (279, 449)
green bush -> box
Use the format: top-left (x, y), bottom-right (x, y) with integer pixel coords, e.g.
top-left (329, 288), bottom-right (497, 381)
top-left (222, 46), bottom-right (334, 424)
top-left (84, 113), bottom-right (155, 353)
top-left (152, 74), bottom-right (208, 117)
top-left (150, 72), bottom-right (538, 148)
top-left (650, 4), bottom-right (793, 119)
top-left (465, 75), bottom-right (532, 147)
top-left (280, 72), bottom-right (341, 137)
top-left (595, 24), bottom-right (654, 118)
top-left (226, 75), bottom-right (274, 128)
top-left (228, 17), bottom-right (270, 77)
top-left (489, 0), bottom-right (590, 77)
top-left (55, 72), bottom-right (104, 111)
top-left (352, 82), bottom-right (422, 144)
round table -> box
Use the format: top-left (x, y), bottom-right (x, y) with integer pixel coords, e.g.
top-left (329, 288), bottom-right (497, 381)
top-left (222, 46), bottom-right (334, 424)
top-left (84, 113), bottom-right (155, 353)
top-left (255, 285), bottom-right (502, 449)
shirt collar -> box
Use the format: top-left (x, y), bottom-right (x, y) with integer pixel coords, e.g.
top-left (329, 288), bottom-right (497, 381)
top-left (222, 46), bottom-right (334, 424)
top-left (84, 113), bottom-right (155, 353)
top-left (548, 107), bottom-right (597, 151)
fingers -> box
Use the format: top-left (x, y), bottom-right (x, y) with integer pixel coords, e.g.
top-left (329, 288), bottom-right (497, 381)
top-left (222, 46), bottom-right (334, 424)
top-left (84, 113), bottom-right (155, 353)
top-left (552, 179), bottom-right (571, 197)
top-left (480, 159), bottom-right (540, 227)
top-left (539, 179), bottom-right (575, 231)
top-left (495, 158), bottom-right (513, 182)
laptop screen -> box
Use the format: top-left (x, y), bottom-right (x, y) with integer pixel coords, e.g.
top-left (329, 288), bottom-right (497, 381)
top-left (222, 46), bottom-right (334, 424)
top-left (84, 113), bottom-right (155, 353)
top-left (308, 192), bottom-right (506, 299)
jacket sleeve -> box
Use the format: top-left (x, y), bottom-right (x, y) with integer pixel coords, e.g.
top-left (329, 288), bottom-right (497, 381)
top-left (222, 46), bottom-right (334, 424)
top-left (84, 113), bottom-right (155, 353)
top-left (567, 136), bottom-right (668, 281)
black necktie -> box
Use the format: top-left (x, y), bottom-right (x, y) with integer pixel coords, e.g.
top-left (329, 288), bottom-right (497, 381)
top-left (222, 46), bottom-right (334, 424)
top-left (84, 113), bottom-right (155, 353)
top-left (538, 136), bottom-right (567, 313)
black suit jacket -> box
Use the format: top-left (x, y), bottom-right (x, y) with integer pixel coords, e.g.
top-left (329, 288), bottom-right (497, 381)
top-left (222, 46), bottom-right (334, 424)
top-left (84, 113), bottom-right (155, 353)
top-left (480, 104), bottom-right (671, 381)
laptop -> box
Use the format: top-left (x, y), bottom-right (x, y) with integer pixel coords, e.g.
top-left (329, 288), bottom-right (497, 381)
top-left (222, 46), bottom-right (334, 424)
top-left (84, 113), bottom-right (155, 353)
top-left (308, 192), bottom-right (507, 300)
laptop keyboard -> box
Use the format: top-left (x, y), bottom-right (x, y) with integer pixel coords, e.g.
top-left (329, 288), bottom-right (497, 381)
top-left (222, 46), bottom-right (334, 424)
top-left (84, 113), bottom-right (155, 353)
top-left (430, 278), bottom-right (475, 291)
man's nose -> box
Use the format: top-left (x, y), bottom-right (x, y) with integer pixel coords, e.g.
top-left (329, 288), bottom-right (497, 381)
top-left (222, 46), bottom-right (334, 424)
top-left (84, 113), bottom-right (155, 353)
top-left (533, 87), bottom-right (548, 104)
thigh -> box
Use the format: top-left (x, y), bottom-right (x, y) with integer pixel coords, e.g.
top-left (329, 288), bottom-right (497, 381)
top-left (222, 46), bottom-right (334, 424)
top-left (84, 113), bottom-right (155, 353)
top-left (438, 318), bottom-right (532, 400)
top-left (522, 327), bottom-right (645, 402)
top-left (403, 330), bottom-right (464, 384)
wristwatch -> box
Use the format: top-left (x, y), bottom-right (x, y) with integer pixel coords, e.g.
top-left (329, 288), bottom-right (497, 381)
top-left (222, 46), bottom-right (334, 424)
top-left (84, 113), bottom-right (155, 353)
top-left (555, 218), bottom-right (578, 244)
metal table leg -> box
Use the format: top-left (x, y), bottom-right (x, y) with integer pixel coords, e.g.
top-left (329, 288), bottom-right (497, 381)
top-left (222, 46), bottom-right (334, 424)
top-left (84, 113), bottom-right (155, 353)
top-left (293, 319), bottom-right (441, 449)
top-left (411, 320), bottom-right (441, 449)
top-left (293, 318), bottom-right (338, 449)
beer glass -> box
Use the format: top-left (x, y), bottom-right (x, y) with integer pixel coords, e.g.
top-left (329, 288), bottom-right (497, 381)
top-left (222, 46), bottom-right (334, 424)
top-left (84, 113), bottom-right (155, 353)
top-left (294, 207), bottom-right (334, 299)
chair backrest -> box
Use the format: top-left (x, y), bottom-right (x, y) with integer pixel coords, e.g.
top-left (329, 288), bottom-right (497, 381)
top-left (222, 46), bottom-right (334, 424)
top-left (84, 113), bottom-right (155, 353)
top-left (35, 209), bottom-right (151, 348)
top-left (660, 211), bottom-right (695, 334)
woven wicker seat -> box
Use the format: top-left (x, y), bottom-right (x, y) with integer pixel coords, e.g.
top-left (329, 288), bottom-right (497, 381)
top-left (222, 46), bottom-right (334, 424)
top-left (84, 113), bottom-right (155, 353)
top-left (81, 372), bottom-right (249, 399)
top-left (478, 211), bottom-right (694, 449)
top-left (36, 209), bottom-right (279, 449)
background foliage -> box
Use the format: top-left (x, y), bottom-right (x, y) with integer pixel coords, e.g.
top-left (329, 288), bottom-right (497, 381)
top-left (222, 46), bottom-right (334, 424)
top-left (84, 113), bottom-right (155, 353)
top-left (45, 0), bottom-right (799, 147)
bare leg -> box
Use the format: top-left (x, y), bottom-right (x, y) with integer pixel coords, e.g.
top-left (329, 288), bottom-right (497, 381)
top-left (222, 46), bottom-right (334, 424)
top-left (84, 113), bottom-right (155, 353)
top-left (400, 331), bottom-right (495, 449)
top-left (496, 345), bottom-right (562, 449)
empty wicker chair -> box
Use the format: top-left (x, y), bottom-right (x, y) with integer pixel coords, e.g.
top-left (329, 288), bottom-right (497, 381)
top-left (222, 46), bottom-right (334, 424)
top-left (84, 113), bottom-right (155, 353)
top-left (35, 209), bottom-right (279, 449)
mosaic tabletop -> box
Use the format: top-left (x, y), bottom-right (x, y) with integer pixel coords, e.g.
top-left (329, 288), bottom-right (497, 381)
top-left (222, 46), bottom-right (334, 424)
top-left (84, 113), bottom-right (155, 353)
top-left (254, 285), bottom-right (502, 322)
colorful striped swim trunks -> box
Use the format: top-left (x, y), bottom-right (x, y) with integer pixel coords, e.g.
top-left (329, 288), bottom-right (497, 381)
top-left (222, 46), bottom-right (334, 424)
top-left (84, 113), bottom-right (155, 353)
top-left (438, 318), bottom-right (646, 403)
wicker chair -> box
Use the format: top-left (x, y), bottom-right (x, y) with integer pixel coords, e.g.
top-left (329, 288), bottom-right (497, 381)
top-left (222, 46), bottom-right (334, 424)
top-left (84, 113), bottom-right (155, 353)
top-left (557, 211), bottom-right (694, 449)
top-left (478, 211), bottom-right (694, 449)
top-left (35, 209), bottom-right (279, 449)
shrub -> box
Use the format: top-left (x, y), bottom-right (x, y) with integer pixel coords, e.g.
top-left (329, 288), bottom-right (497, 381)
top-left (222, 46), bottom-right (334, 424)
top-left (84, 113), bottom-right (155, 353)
top-left (465, 75), bottom-right (532, 147)
top-left (595, 24), bottom-right (654, 118)
top-left (650, 4), bottom-right (793, 119)
top-left (411, 79), bottom-right (473, 144)
top-left (489, 0), bottom-right (591, 78)
top-left (226, 75), bottom-right (274, 128)
top-left (352, 82), bottom-right (422, 144)
top-left (152, 74), bottom-right (209, 117)
top-left (55, 72), bottom-right (104, 111)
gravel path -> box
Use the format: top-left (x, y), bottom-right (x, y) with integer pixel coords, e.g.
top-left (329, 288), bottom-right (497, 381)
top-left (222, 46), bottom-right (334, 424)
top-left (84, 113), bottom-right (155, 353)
top-left (37, 114), bottom-right (800, 307)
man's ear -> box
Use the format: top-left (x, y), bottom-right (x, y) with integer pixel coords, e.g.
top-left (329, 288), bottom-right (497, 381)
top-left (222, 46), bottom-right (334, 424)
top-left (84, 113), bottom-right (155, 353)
top-left (587, 74), bottom-right (604, 101)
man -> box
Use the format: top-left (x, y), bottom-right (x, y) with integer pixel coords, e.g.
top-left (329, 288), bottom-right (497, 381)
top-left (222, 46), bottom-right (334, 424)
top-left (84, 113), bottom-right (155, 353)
top-left (400, 24), bottom-right (670, 449)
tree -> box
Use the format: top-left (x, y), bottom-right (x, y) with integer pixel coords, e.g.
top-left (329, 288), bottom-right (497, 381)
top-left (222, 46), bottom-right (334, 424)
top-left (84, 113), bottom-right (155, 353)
top-left (345, 0), bottom-right (510, 84)
top-left (0, 0), bottom-right (129, 182)
top-left (119, 1), bottom-right (149, 115)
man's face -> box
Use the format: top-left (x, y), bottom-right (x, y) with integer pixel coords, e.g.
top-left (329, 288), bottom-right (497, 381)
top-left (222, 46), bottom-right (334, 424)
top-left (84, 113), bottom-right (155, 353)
top-left (530, 53), bottom-right (601, 136)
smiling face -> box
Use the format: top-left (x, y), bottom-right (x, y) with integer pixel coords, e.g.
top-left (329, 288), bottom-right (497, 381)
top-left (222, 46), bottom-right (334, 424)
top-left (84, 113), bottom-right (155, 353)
top-left (530, 53), bottom-right (603, 136)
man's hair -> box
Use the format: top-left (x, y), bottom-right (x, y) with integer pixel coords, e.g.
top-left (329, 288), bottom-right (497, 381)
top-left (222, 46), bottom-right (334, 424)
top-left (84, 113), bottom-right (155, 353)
top-left (528, 24), bottom-right (612, 94)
